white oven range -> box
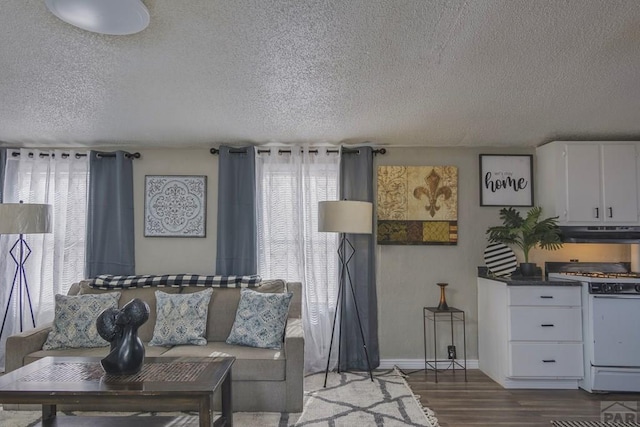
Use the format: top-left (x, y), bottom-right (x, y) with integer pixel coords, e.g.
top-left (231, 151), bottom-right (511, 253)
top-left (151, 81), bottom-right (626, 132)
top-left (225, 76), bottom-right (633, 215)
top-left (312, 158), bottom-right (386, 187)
top-left (548, 271), bottom-right (640, 393)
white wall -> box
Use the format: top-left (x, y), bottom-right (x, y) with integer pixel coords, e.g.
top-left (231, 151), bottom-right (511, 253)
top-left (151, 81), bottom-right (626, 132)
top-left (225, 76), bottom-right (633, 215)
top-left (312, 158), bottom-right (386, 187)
top-left (375, 146), bottom-right (629, 362)
top-left (133, 149), bottom-right (219, 274)
top-left (129, 146), bottom-right (630, 361)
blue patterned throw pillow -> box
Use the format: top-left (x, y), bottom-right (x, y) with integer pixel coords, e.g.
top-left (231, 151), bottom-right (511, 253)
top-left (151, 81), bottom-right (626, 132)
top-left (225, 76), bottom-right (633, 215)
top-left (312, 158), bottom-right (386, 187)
top-left (226, 288), bottom-right (293, 349)
top-left (43, 292), bottom-right (121, 350)
top-left (149, 288), bottom-right (213, 346)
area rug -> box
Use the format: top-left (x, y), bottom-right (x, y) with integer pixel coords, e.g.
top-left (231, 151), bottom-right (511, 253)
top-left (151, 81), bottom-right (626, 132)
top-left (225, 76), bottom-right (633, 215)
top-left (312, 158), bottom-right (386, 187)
top-left (551, 422), bottom-right (640, 426)
top-left (0, 368), bottom-right (438, 427)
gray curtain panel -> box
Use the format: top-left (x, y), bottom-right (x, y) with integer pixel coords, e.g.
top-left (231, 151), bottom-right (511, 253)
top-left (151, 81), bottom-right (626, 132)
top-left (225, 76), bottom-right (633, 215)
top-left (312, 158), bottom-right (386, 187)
top-left (0, 147), bottom-right (5, 202)
top-left (215, 145), bottom-right (257, 275)
top-left (85, 151), bottom-right (135, 278)
top-left (339, 146), bottom-right (380, 370)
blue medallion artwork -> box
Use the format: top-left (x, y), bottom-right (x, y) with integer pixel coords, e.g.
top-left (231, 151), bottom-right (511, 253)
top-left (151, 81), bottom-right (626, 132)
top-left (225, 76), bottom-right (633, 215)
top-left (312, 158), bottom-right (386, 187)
top-left (144, 175), bottom-right (207, 237)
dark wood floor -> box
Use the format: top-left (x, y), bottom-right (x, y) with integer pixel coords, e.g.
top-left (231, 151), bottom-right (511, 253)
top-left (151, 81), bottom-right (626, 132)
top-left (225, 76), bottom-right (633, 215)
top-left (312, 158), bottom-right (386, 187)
top-left (404, 368), bottom-right (640, 427)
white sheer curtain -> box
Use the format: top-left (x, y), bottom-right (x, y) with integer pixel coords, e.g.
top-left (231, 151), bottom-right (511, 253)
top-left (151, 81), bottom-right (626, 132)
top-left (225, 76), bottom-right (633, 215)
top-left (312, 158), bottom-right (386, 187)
top-left (256, 146), bottom-right (340, 373)
top-left (0, 149), bottom-right (88, 370)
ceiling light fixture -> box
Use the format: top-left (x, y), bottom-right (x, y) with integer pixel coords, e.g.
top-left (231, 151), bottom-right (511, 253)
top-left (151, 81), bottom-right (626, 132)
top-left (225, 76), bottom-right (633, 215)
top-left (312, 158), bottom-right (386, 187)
top-left (44, 0), bottom-right (150, 35)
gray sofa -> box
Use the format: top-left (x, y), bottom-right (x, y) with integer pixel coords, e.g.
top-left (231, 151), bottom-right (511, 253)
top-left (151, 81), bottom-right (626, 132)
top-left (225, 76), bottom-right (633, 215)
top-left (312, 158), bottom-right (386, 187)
top-left (5, 279), bottom-right (304, 413)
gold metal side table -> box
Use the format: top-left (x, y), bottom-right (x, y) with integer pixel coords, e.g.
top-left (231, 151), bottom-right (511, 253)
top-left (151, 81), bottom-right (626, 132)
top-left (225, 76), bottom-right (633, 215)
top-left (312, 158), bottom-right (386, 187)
top-left (423, 306), bottom-right (467, 383)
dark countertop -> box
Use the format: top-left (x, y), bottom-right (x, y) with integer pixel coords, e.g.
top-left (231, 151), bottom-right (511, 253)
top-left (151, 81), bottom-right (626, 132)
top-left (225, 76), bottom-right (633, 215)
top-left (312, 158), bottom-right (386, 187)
top-left (477, 266), bottom-right (582, 286)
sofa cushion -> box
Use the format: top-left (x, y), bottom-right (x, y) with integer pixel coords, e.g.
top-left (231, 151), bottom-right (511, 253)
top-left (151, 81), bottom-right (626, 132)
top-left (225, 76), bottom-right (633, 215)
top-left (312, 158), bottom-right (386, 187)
top-left (180, 280), bottom-right (287, 342)
top-left (43, 293), bottom-right (121, 350)
top-left (159, 341), bottom-right (286, 381)
top-left (226, 288), bottom-right (292, 350)
top-left (78, 283), bottom-right (180, 342)
top-left (149, 289), bottom-right (213, 346)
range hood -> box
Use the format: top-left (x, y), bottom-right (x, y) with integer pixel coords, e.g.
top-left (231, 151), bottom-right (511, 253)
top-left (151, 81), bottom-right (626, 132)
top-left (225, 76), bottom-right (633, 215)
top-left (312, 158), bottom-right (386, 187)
top-left (560, 226), bottom-right (640, 243)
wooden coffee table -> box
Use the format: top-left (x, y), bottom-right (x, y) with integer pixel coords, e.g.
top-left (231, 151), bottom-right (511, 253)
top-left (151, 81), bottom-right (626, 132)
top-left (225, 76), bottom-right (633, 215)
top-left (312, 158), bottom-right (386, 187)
top-left (0, 356), bottom-right (234, 427)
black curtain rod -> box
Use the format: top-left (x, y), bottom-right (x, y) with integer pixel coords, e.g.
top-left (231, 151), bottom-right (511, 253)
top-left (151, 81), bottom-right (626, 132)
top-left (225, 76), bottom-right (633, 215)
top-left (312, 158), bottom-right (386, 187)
top-left (210, 147), bottom-right (386, 156)
top-left (10, 151), bottom-right (141, 159)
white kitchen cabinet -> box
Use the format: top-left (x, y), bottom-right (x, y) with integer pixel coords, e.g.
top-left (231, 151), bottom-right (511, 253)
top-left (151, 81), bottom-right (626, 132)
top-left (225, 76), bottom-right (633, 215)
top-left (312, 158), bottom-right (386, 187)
top-left (477, 278), bottom-right (583, 389)
top-left (536, 141), bottom-right (640, 225)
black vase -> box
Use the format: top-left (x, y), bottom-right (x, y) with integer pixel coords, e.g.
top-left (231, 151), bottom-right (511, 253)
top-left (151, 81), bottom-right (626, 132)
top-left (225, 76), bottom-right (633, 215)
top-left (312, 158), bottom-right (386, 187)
top-left (101, 325), bottom-right (145, 375)
top-left (519, 262), bottom-right (538, 277)
top-left (97, 298), bottom-right (149, 375)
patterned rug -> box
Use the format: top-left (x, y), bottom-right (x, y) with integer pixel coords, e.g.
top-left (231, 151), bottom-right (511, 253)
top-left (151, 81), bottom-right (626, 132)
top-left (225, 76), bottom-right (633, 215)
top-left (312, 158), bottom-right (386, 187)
top-left (0, 368), bottom-right (438, 427)
top-left (551, 422), bottom-right (640, 426)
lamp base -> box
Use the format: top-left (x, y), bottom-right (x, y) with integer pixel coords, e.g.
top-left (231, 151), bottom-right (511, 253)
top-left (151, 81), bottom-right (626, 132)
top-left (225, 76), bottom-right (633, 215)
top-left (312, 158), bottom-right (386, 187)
top-left (324, 234), bottom-right (373, 387)
top-left (0, 234), bottom-right (37, 339)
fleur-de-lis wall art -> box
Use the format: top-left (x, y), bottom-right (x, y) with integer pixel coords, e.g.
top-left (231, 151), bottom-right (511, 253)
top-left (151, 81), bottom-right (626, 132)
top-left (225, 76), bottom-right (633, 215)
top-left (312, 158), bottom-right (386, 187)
top-left (413, 169), bottom-right (453, 218)
top-left (377, 166), bottom-right (458, 245)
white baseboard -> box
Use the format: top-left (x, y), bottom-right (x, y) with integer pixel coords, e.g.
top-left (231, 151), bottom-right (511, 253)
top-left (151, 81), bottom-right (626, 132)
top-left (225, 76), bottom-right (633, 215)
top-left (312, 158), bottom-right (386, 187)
top-left (379, 358), bottom-right (479, 370)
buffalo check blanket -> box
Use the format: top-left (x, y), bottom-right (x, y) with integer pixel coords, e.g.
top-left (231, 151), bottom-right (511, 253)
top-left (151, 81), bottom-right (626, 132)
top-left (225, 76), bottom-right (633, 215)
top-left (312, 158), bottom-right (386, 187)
top-left (88, 274), bottom-right (262, 289)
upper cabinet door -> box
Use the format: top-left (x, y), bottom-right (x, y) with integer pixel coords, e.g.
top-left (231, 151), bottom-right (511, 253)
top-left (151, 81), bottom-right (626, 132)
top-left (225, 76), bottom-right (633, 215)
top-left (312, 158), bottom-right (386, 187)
top-left (536, 141), bottom-right (640, 226)
top-left (565, 144), bottom-right (602, 223)
top-left (601, 143), bottom-right (639, 223)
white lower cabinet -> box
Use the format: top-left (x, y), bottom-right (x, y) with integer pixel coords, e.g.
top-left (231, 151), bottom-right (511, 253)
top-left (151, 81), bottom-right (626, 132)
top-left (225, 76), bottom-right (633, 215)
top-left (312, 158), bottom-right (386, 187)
top-left (508, 307), bottom-right (582, 341)
top-left (509, 343), bottom-right (583, 378)
top-left (478, 278), bottom-right (583, 389)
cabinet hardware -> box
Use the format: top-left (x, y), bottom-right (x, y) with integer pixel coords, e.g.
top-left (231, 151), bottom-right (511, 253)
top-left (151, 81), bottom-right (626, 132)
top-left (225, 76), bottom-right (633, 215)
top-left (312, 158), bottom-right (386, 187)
top-left (542, 359), bottom-right (556, 363)
top-left (608, 207), bottom-right (613, 218)
top-left (541, 324), bottom-right (555, 327)
top-left (540, 296), bottom-right (554, 299)
top-left (595, 207), bottom-right (599, 218)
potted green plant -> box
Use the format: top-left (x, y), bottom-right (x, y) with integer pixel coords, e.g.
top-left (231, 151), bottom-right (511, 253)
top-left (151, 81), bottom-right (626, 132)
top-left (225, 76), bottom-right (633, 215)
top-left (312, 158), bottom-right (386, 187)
top-left (486, 206), bottom-right (563, 276)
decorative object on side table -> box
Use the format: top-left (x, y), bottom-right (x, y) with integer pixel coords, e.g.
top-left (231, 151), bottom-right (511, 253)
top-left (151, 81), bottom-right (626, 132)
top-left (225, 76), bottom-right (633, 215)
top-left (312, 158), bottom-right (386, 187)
top-left (486, 206), bottom-right (563, 276)
top-left (97, 298), bottom-right (150, 375)
top-left (436, 282), bottom-right (449, 310)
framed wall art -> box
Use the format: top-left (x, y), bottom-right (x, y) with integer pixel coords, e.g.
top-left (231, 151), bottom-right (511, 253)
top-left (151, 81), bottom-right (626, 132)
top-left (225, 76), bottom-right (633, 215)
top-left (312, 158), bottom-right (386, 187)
top-left (144, 175), bottom-right (207, 237)
top-left (479, 154), bottom-right (533, 207)
top-left (377, 165), bottom-right (458, 245)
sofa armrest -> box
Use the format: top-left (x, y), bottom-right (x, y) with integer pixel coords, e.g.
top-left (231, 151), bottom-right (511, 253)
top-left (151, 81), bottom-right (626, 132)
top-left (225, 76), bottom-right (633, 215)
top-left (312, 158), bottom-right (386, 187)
top-left (284, 317), bottom-right (304, 411)
top-left (5, 323), bottom-right (52, 373)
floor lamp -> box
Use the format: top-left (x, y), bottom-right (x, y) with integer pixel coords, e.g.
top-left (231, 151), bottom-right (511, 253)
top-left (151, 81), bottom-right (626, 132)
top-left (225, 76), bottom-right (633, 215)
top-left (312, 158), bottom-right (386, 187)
top-left (318, 200), bottom-right (374, 387)
top-left (0, 202), bottom-right (52, 339)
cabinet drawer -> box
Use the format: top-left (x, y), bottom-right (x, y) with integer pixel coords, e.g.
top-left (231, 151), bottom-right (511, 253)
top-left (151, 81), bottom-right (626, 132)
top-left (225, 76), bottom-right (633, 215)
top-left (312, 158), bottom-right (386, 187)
top-left (509, 307), bottom-right (582, 341)
top-left (509, 342), bottom-right (583, 378)
top-left (509, 286), bottom-right (581, 306)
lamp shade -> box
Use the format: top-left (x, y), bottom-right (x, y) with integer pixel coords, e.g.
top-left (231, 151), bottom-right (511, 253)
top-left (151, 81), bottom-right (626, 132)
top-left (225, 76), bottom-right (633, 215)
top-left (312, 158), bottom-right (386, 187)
top-left (0, 203), bottom-right (53, 234)
top-left (318, 201), bottom-right (373, 234)
top-left (45, 0), bottom-right (150, 36)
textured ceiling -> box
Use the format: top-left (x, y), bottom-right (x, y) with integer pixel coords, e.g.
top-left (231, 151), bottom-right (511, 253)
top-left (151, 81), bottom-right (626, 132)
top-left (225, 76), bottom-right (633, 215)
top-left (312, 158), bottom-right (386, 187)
top-left (1, 0), bottom-right (640, 149)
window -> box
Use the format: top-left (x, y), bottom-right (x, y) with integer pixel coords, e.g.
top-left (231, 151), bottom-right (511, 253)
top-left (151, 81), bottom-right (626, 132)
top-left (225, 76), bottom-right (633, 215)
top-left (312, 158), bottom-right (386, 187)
top-left (0, 149), bottom-right (88, 370)
top-left (255, 147), bottom-right (340, 372)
